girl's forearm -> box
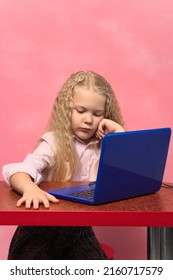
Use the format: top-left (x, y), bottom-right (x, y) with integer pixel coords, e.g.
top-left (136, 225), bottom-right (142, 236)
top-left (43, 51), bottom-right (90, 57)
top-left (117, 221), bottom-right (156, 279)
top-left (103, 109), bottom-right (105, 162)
top-left (10, 172), bottom-right (38, 195)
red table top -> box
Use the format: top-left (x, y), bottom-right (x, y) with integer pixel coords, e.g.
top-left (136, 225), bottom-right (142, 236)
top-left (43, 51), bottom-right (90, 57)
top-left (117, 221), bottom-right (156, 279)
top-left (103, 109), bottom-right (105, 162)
top-left (0, 181), bottom-right (173, 226)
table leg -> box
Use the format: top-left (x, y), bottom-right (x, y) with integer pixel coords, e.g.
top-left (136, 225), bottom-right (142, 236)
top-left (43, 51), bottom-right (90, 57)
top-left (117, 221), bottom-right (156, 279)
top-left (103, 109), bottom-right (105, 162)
top-left (147, 227), bottom-right (161, 259)
top-left (147, 227), bottom-right (173, 259)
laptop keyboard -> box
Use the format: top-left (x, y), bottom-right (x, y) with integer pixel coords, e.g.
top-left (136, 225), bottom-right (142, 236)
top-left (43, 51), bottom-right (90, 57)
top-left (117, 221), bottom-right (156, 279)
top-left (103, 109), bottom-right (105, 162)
top-left (70, 189), bottom-right (94, 199)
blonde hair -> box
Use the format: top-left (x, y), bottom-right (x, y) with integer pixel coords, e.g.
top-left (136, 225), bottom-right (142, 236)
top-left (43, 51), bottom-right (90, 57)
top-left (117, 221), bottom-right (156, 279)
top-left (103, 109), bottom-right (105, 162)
top-left (46, 70), bottom-right (125, 181)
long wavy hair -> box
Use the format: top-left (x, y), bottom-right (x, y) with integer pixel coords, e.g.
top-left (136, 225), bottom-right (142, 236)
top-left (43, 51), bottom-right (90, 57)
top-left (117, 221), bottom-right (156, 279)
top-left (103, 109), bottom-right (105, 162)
top-left (45, 70), bottom-right (125, 181)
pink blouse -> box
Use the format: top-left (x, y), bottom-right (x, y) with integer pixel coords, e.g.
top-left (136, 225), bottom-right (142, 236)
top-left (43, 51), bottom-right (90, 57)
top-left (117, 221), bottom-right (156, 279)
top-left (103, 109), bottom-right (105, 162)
top-left (2, 132), bottom-right (101, 186)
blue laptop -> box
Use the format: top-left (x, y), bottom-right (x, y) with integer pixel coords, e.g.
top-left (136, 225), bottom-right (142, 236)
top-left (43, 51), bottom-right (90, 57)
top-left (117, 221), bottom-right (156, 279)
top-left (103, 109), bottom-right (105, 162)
top-left (48, 127), bottom-right (171, 204)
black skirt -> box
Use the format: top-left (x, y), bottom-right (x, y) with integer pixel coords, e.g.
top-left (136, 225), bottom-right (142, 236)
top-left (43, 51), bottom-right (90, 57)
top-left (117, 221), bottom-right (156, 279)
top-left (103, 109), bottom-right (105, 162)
top-left (8, 226), bottom-right (107, 260)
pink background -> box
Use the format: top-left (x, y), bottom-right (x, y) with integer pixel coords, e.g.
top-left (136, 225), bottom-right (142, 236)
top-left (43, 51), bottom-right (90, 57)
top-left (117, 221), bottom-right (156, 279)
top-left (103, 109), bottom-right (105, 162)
top-left (0, 0), bottom-right (173, 259)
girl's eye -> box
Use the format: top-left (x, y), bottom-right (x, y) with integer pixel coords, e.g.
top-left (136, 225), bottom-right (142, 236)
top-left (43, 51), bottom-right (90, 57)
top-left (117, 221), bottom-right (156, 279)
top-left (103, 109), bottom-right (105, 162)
top-left (76, 109), bottom-right (85, 114)
top-left (94, 112), bottom-right (104, 117)
top-left (75, 107), bottom-right (104, 116)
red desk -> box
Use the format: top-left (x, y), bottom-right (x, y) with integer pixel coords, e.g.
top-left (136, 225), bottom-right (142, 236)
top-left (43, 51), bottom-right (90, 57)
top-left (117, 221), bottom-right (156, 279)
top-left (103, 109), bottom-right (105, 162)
top-left (0, 181), bottom-right (173, 259)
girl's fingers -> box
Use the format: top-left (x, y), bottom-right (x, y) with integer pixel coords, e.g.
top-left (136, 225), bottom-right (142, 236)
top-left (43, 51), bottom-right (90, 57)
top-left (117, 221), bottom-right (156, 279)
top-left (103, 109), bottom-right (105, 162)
top-left (32, 199), bottom-right (40, 209)
top-left (25, 199), bottom-right (33, 209)
top-left (16, 197), bottom-right (26, 207)
top-left (47, 193), bottom-right (59, 203)
top-left (16, 193), bottom-right (59, 209)
top-left (96, 130), bottom-right (105, 139)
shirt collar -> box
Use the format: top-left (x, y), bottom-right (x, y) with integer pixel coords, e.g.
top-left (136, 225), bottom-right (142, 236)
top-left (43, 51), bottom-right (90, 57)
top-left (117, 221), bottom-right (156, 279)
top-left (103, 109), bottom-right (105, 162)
top-left (73, 135), bottom-right (100, 146)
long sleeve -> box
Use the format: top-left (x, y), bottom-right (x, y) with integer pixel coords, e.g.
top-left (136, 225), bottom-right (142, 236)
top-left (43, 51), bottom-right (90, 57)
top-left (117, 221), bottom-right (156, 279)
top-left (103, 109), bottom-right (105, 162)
top-left (2, 132), bottom-right (55, 186)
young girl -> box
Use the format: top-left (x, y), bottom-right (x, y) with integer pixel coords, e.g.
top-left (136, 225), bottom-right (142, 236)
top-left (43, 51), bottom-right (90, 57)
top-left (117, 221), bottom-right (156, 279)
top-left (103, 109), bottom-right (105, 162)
top-left (2, 70), bottom-right (125, 259)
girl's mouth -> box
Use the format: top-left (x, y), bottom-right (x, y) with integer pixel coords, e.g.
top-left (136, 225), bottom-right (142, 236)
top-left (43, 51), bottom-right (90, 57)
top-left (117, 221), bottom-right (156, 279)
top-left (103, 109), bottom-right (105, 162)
top-left (80, 128), bottom-right (92, 132)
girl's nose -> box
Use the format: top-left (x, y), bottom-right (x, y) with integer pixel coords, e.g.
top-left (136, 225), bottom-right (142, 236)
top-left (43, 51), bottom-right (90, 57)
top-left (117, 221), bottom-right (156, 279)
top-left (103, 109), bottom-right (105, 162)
top-left (84, 113), bottom-right (93, 124)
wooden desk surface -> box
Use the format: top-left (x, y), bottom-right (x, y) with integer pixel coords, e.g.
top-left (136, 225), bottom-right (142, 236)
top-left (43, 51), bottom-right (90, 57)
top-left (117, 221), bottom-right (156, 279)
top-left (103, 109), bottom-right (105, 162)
top-left (0, 181), bottom-right (173, 226)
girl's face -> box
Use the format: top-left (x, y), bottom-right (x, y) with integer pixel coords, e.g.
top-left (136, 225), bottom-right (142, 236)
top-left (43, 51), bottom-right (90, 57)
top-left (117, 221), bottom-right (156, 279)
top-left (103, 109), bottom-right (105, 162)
top-left (71, 87), bottom-right (106, 143)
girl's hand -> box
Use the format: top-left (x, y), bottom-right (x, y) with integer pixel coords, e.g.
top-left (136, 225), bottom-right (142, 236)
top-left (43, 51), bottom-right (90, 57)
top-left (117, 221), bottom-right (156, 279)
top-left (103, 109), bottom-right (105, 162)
top-left (16, 184), bottom-right (59, 209)
top-left (96, 119), bottom-right (125, 139)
